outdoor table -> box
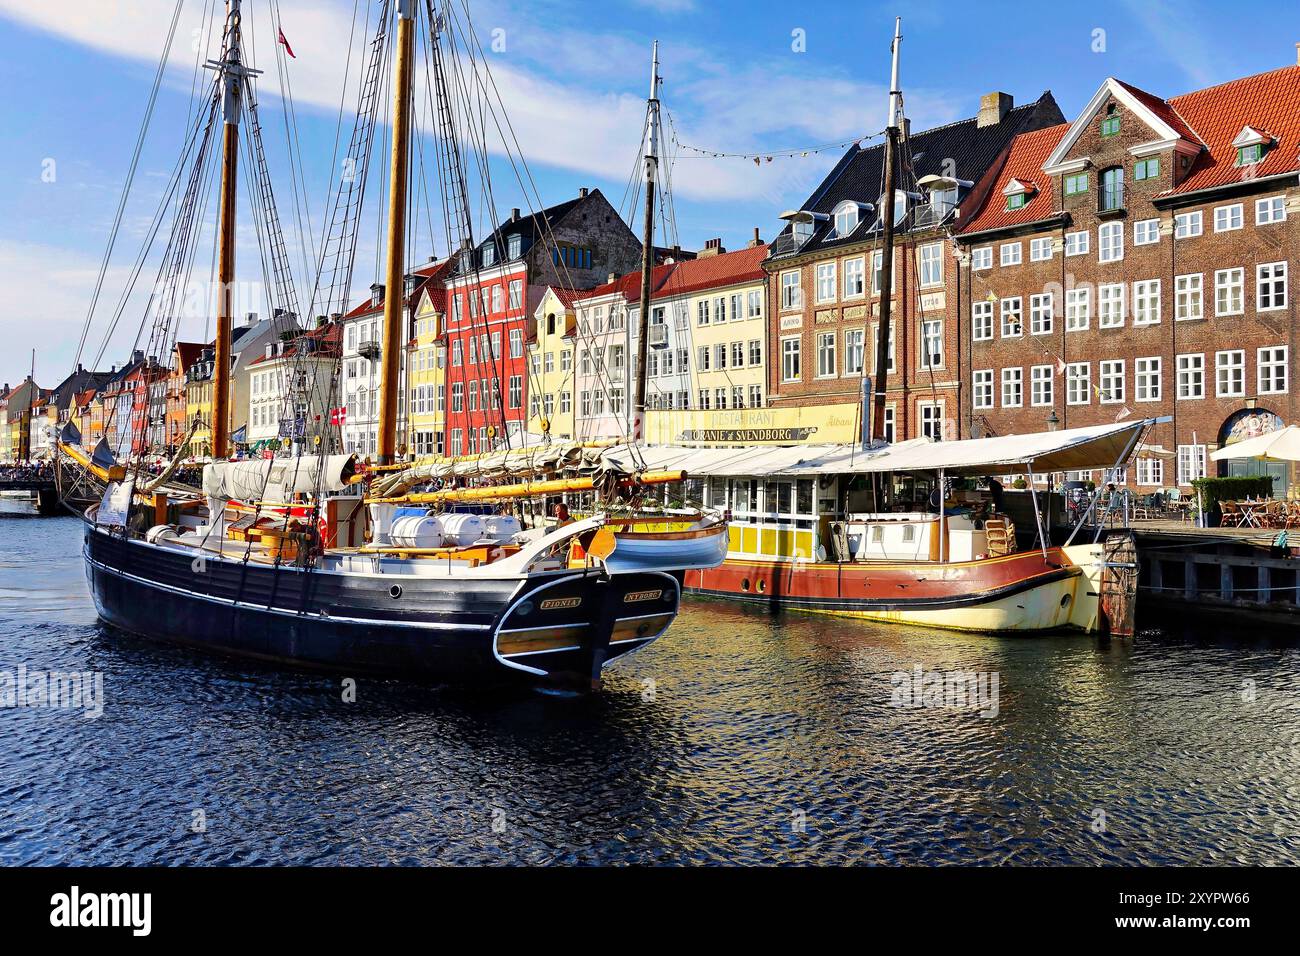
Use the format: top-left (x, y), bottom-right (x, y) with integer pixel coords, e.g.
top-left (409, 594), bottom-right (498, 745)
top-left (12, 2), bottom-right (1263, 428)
top-left (1237, 498), bottom-right (1266, 529)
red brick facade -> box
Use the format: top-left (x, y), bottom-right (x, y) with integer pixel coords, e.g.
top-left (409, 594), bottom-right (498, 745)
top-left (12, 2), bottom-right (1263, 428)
top-left (957, 68), bottom-right (1300, 491)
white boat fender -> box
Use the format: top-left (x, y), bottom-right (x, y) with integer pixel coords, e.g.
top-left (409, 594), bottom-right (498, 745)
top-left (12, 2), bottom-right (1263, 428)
top-left (146, 525), bottom-right (180, 544)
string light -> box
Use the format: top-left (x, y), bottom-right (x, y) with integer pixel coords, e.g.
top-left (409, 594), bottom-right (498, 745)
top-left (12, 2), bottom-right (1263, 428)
top-left (663, 109), bottom-right (878, 163)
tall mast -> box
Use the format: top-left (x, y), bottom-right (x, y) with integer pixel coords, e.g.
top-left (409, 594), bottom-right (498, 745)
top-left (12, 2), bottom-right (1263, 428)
top-left (207, 0), bottom-right (256, 461)
top-left (631, 41), bottom-right (661, 445)
top-left (870, 17), bottom-right (902, 444)
top-left (377, 0), bottom-right (417, 466)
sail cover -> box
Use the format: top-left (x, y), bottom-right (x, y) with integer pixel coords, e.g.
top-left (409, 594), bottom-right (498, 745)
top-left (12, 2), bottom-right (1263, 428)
top-left (203, 455), bottom-right (357, 501)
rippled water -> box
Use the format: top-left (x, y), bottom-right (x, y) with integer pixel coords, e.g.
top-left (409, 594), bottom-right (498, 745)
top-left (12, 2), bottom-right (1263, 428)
top-left (1, 508), bottom-right (1299, 865)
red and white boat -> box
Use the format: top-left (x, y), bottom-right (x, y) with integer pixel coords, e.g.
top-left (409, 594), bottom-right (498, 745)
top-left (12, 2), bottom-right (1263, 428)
top-left (601, 419), bottom-right (1154, 637)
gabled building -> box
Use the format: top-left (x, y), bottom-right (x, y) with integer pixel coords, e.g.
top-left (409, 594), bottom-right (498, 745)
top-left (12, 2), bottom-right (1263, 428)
top-left (956, 61), bottom-right (1300, 492)
top-left (166, 342), bottom-right (204, 452)
top-left (763, 91), bottom-right (1065, 444)
top-left (526, 285), bottom-right (582, 442)
top-left (441, 187), bottom-right (643, 457)
top-left (246, 321), bottom-right (343, 456)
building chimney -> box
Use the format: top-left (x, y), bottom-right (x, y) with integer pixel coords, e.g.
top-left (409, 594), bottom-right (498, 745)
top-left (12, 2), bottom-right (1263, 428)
top-left (698, 238), bottom-right (726, 259)
top-left (1295, 42), bottom-right (1300, 66)
top-left (510, 207), bottom-right (520, 221)
top-left (578, 187), bottom-right (589, 199)
top-left (607, 272), bottom-right (617, 284)
top-left (749, 227), bottom-right (763, 248)
top-left (977, 92), bottom-right (1013, 127)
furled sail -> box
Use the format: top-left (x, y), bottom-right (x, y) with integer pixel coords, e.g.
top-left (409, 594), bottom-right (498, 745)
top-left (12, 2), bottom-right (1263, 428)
top-left (202, 455), bottom-right (357, 502)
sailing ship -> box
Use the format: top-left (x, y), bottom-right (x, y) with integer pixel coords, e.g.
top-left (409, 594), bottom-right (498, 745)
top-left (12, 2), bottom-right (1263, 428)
top-left (60, 0), bottom-right (726, 690)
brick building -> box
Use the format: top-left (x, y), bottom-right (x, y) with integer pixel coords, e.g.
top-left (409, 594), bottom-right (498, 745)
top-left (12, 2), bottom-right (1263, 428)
top-left (763, 91), bottom-right (1064, 442)
top-left (441, 187), bottom-right (642, 456)
top-left (956, 63), bottom-right (1300, 492)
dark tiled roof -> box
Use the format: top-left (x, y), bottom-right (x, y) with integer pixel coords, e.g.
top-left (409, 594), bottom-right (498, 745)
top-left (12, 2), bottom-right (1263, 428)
top-left (771, 92), bottom-right (1065, 258)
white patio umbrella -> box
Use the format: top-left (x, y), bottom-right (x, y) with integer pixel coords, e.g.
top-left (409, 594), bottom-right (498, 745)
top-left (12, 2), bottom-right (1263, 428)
top-left (1209, 425), bottom-right (1300, 462)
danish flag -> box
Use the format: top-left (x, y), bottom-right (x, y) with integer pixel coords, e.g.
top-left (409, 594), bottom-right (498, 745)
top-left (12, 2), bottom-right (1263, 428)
top-left (330, 406), bottom-right (347, 427)
top-left (277, 28), bottom-right (296, 59)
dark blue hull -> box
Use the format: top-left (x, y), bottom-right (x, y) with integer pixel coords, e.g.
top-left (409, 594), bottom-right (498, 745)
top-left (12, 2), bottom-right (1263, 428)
top-left (83, 523), bottom-right (680, 689)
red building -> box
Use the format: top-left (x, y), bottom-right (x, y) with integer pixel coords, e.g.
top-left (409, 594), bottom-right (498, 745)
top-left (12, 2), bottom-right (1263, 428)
top-left (440, 188), bottom-right (642, 455)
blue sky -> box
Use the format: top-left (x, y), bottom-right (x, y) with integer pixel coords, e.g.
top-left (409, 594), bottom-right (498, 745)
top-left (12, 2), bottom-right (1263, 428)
top-left (0, 0), bottom-right (1295, 389)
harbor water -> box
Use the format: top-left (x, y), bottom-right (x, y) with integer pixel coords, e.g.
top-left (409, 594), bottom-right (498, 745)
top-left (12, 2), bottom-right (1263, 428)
top-left (2, 508), bottom-right (1299, 865)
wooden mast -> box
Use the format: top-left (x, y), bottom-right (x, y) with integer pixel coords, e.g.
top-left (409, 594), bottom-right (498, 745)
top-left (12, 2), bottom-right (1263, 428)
top-left (631, 41), bottom-right (661, 445)
top-left (870, 17), bottom-right (903, 444)
top-left (377, 0), bottom-right (417, 466)
top-left (209, 0), bottom-right (252, 461)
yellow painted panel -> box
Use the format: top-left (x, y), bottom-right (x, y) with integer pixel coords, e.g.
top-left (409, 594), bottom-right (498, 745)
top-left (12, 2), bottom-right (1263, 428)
top-left (776, 528), bottom-right (793, 556)
top-left (795, 530), bottom-right (813, 558)
top-left (728, 526), bottom-right (742, 551)
top-left (760, 528), bottom-right (776, 555)
top-left (742, 526), bottom-right (758, 553)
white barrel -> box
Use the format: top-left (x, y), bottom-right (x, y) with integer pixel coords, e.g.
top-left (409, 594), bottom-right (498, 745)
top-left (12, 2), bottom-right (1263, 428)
top-left (146, 525), bottom-right (179, 544)
top-left (389, 515), bottom-right (444, 549)
top-left (439, 513), bottom-right (487, 546)
top-left (483, 515), bottom-right (522, 543)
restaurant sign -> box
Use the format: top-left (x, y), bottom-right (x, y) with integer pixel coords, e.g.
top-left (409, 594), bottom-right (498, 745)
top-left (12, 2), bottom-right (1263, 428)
top-left (647, 404), bottom-right (860, 446)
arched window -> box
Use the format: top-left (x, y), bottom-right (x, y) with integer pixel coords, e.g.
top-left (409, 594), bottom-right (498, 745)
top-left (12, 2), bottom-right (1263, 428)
top-left (833, 201), bottom-right (860, 238)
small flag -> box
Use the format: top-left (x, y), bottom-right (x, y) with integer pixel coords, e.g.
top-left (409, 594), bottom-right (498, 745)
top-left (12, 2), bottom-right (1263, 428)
top-left (1115, 405), bottom-right (1132, 422)
top-left (1055, 357), bottom-right (1067, 375)
top-left (329, 406), bottom-right (346, 427)
top-left (277, 27), bottom-right (296, 59)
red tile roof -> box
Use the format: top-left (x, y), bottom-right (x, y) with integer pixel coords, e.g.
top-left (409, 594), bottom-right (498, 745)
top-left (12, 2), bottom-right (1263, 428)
top-left (652, 244), bottom-right (769, 300)
top-left (958, 123), bottom-right (1069, 234)
top-left (1166, 64), bottom-right (1300, 193)
top-left (575, 263), bottom-right (678, 304)
top-left (247, 322), bottom-right (342, 367)
top-left (1113, 78), bottom-right (1200, 143)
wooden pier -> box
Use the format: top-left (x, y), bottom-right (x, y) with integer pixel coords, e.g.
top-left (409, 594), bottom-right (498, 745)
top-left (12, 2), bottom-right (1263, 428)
top-left (1136, 525), bottom-right (1300, 623)
top-left (0, 477), bottom-right (60, 516)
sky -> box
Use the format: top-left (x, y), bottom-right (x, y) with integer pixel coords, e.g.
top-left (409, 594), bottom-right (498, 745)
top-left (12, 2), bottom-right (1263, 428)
top-left (0, 0), bottom-right (1295, 390)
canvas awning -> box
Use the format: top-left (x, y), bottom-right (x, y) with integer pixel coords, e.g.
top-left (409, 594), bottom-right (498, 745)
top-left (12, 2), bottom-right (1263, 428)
top-left (1210, 424), bottom-right (1300, 462)
top-left (600, 419), bottom-right (1157, 479)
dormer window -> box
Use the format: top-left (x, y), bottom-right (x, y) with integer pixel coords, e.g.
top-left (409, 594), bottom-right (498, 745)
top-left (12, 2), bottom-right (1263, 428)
top-left (1232, 126), bottom-right (1271, 167)
top-left (507, 234), bottom-right (522, 259)
top-left (1002, 178), bottom-right (1035, 212)
top-left (873, 190), bottom-right (909, 229)
top-left (482, 244), bottom-right (496, 267)
top-left (832, 201), bottom-right (861, 238)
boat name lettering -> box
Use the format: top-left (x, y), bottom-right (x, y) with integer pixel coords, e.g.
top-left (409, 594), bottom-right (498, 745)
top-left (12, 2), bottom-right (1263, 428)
top-left (624, 589), bottom-right (663, 603)
top-left (677, 427), bottom-right (818, 443)
top-left (540, 597), bottom-right (582, 610)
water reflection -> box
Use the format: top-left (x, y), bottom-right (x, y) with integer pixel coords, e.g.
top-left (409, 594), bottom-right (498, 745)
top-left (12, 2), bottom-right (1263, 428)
top-left (1, 515), bottom-right (1298, 864)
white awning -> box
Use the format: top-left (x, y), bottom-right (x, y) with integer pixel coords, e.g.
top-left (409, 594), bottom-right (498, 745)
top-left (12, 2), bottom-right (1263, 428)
top-left (604, 419), bottom-right (1155, 479)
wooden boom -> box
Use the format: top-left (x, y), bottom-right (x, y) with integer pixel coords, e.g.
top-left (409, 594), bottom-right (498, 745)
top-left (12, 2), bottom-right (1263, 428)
top-left (367, 470), bottom-right (687, 505)
top-left (58, 441), bottom-right (125, 483)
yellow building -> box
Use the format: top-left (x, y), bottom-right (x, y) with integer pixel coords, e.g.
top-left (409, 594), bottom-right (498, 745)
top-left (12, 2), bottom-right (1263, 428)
top-left (527, 286), bottom-right (580, 442)
top-left (185, 348), bottom-right (215, 458)
top-left (407, 285), bottom-right (446, 460)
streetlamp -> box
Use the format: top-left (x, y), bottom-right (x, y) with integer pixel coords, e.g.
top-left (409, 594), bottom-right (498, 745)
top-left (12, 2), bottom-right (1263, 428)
top-left (1046, 409), bottom-right (1060, 432)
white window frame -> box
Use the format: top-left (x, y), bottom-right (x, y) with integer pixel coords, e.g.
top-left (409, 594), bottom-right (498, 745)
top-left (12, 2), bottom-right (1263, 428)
top-left (1213, 203), bottom-right (1244, 233)
top-left (781, 336), bottom-right (801, 382)
top-left (1029, 237), bottom-right (1053, 262)
top-left (1175, 273), bottom-right (1203, 321)
top-left (1176, 353), bottom-right (1204, 400)
top-left (1065, 287), bottom-right (1090, 332)
top-left (1030, 364), bottom-right (1054, 407)
top-left (1066, 362), bottom-right (1090, 406)
top-left (919, 242), bottom-right (944, 288)
top-left (1099, 283), bottom-right (1125, 328)
top-left (1064, 231), bottom-right (1089, 257)
top-left (816, 331), bottom-right (837, 378)
top-left (973, 369), bottom-right (994, 409)
top-left (780, 270), bottom-right (802, 311)
top-left (1029, 292), bottom-right (1053, 335)
top-left (1257, 261), bottom-right (1288, 312)
top-left (815, 262), bottom-right (837, 304)
top-left (1099, 359), bottom-right (1125, 404)
top-left (1099, 222), bottom-right (1124, 263)
top-left (999, 242), bottom-right (1022, 267)
top-left (1000, 296), bottom-right (1023, 338)
top-left (1000, 367), bottom-right (1023, 408)
top-left (1133, 279), bottom-right (1161, 326)
top-left (1135, 356), bottom-right (1162, 402)
top-left (971, 247), bottom-right (993, 271)
top-left (1258, 346), bottom-right (1288, 395)
top-left (972, 301), bottom-right (993, 341)
top-left (1216, 350), bottom-right (1245, 398)
top-left (1174, 210), bottom-right (1203, 239)
top-left (1215, 268), bottom-right (1244, 316)
top-left (1256, 196), bottom-right (1286, 225)
top-left (1133, 218), bottom-right (1160, 246)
